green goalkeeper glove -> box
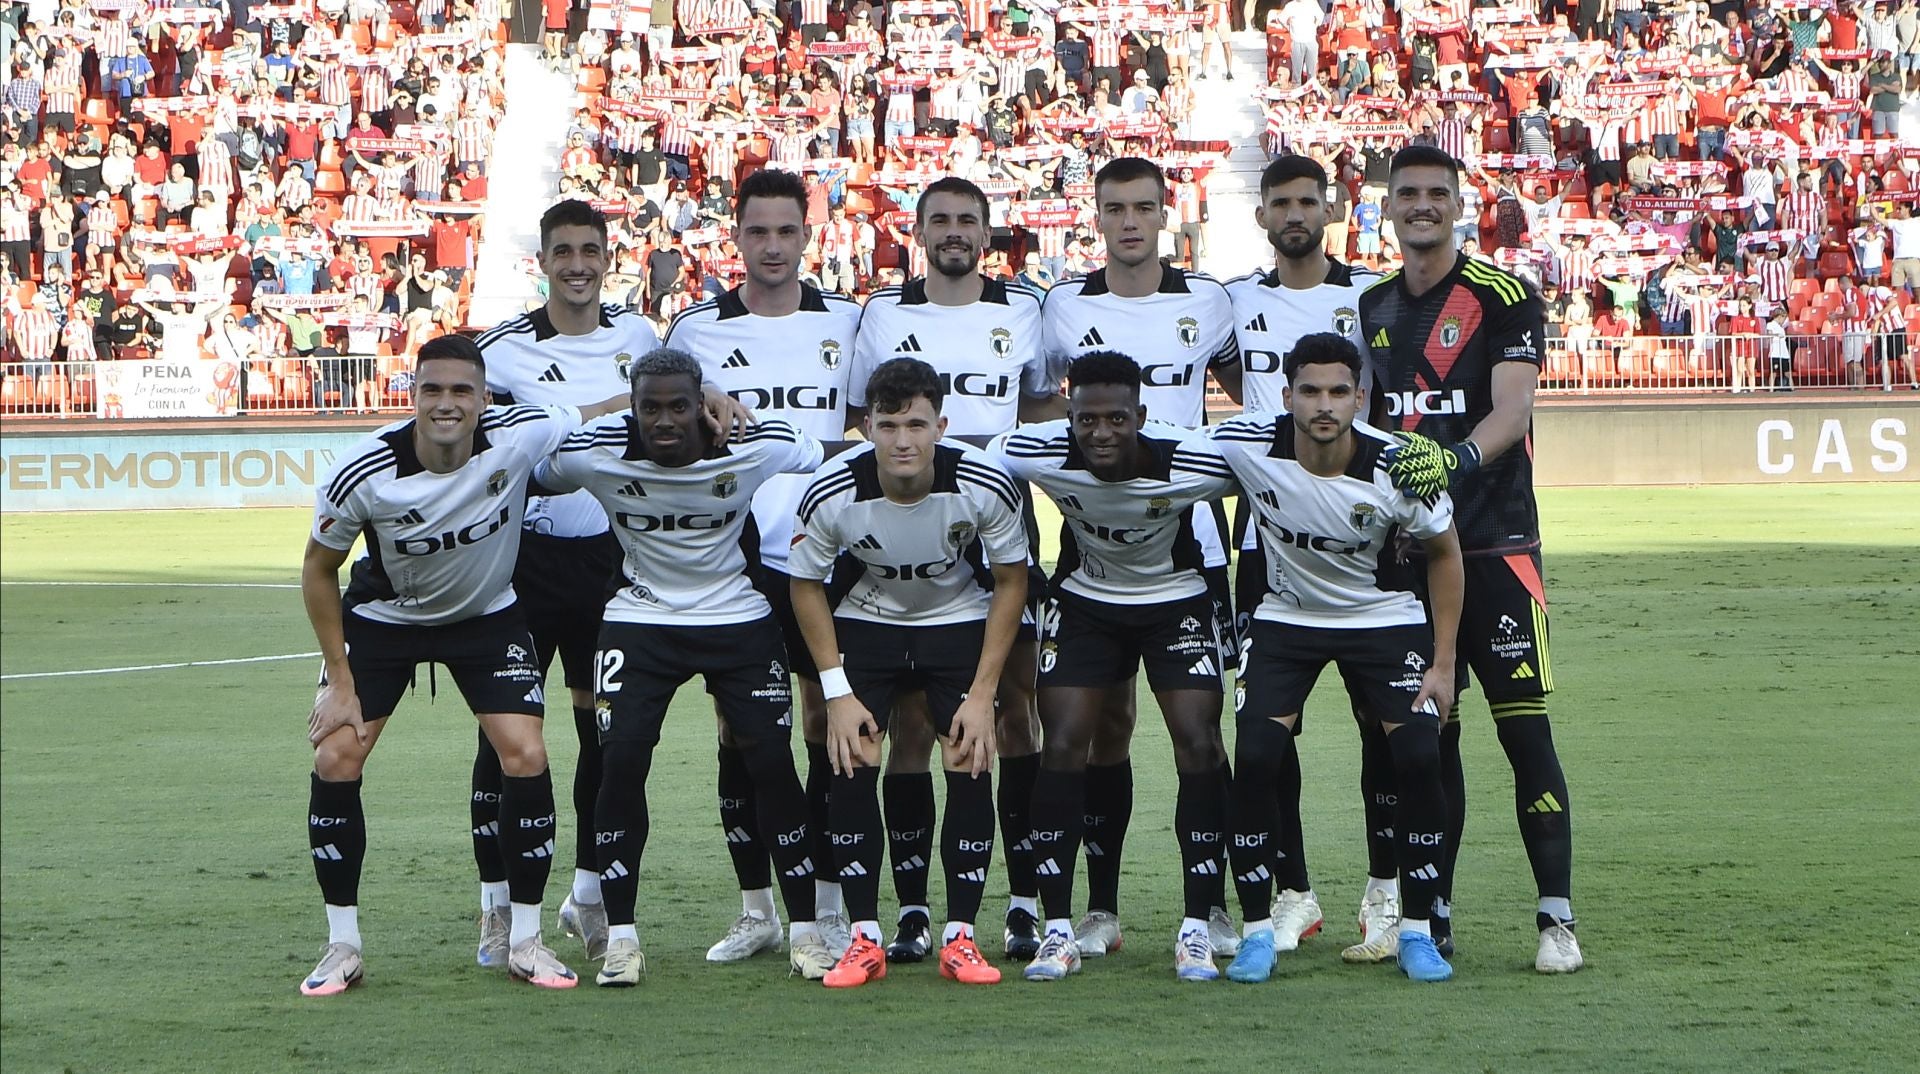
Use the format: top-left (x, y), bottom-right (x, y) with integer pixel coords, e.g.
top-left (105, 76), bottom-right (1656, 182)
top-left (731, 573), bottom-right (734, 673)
top-left (1384, 431), bottom-right (1482, 499)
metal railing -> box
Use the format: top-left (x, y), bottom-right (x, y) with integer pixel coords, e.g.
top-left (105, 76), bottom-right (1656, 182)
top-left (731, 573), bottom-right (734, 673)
top-left (1536, 334), bottom-right (1920, 393)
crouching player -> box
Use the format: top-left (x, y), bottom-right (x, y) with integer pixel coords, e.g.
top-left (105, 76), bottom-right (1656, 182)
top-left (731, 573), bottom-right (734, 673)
top-left (788, 357), bottom-right (1030, 988)
top-left (534, 348), bottom-right (834, 984)
top-left (1210, 333), bottom-right (1464, 984)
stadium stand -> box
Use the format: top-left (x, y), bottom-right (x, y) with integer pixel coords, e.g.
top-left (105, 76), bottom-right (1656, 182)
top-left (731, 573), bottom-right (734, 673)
top-left (7, 0), bottom-right (1920, 417)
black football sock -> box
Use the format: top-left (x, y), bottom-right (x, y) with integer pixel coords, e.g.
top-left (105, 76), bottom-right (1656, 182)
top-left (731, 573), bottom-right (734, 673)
top-left (571, 705), bottom-right (602, 874)
top-left (1492, 706), bottom-right (1574, 929)
top-left (1386, 722), bottom-right (1447, 925)
top-left (1358, 715), bottom-right (1399, 879)
top-left (309, 772), bottom-right (366, 907)
top-left (594, 739), bottom-right (654, 927)
top-left (829, 765), bottom-right (884, 924)
top-left (941, 770), bottom-right (996, 927)
top-left (498, 769), bottom-right (558, 907)
top-left (884, 771), bottom-right (935, 909)
top-left (1176, 770), bottom-right (1228, 921)
top-left (1228, 716), bottom-right (1293, 923)
top-left (805, 741), bottom-right (837, 879)
top-left (1272, 735), bottom-right (1310, 892)
top-left (717, 744), bottom-right (772, 891)
top-left (1435, 713), bottom-right (1465, 938)
top-left (997, 752), bottom-right (1042, 901)
top-left (740, 737), bottom-right (815, 924)
top-left (470, 730), bottom-right (506, 884)
top-left (1028, 767), bottom-right (1086, 922)
top-left (1082, 759), bottom-right (1133, 915)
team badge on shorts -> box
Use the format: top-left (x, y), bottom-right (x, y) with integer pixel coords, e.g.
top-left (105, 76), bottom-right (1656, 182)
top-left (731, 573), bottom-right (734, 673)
top-left (1176, 316), bottom-right (1200, 348)
top-left (1350, 502), bottom-right (1376, 531)
top-left (819, 339), bottom-right (842, 370)
top-left (1146, 496), bottom-right (1172, 520)
top-left (613, 352), bottom-right (633, 380)
top-left (990, 327), bottom-right (1013, 359)
top-left (1439, 316), bottom-right (1462, 349)
top-left (1333, 307), bottom-right (1358, 338)
top-left (713, 471), bottom-right (738, 498)
top-left (596, 699), bottom-right (612, 734)
top-left (1039, 641), bottom-right (1058, 673)
top-left (487, 469), bottom-right (508, 496)
top-left (948, 520), bottom-right (977, 549)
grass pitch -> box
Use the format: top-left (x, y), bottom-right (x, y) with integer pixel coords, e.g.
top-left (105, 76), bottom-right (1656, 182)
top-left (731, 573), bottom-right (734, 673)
top-left (2, 486), bottom-right (1916, 1073)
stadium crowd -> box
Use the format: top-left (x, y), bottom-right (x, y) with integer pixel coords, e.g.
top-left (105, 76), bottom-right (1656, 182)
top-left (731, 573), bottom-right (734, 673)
top-left (7, 0), bottom-right (1920, 397)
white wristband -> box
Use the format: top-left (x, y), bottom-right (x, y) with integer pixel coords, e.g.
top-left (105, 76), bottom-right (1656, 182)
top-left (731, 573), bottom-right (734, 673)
top-left (818, 666), bottom-right (852, 700)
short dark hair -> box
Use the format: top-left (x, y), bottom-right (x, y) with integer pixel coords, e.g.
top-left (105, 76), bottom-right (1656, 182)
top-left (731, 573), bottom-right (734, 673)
top-left (915, 176), bottom-right (990, 229)
top-left (628, 346), bottom-right (704, 396)
top-left (866, 357), bottom-right (944, 415)
top-left (416, 333), bottom-right (487, 374)
top-left (538, 199), bottom-right (609, 252)
top-left (1387, 145), bottom-right (1461, 195)
top-left (1281, 332), bottom-right (1364, 384)
top-left (1066, 350), bottom-right (1143, 395)
top-left (734, 166), bottom-right (809, 222)
top-left (1260, 154), bottom-right (1328, 197)
top-left (1094, 157), bottom-right (1166, 201)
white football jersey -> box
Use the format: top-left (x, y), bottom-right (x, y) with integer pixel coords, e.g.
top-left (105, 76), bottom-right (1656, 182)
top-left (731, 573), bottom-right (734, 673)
top-left (790, 442), bottom-right (1029, 627)
top-left (1210, 415), bottom-right (1453, 630)
top-left (1224, 261), bottom-right (1380, 415)
top-left (848, 276), bottom-right (1052, 436)
top-left (476, 303), bottom-right (660, 538)
top-left (312, 405), bottom-right (582, 626)
top-left (665, 284), bottom-right (862, 571)
top-left (1040, 266), bottom-right (1238, 429)
top-left (989, 420), bottom-right (1236, 604)
top-left (536, 417), bottom-right (825, 626)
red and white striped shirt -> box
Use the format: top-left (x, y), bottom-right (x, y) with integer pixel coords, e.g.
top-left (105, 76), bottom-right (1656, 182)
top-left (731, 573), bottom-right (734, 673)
top-left (349, 271), bottom-right (385, 307)
top-left (1556, 247), bottom-right (1596, 292)
top-left (45, 54), bottom-right (83, 115)
top-left (278, 170), bottom-right (313, 210)
top-left (319, 62), bottom-right (352, 107)
top-left (1754, 256), bottom-right (1793, 303)
top-left (1031, 223), bottom-right (1067, 258)
top-left (455, 114), bottom-right (492, 163)
top-left (61, 314), bottom-right (96, 362)
top-left (661, 116), bottom-right (694, 156)
top-left (97, 17), bottom-right (134, 59)
top-left (1830, 69), bottom-right (1863, 102)
top-left (1783, 189), bottom-right (1825, 234)
top-left (413, 146), bottom-right (448, 200)
top-left (10, 308), bottom-right (58, 360)
top-left (1, 198), bottom-right (29, 241)
top-left (964, 0), bottom-right (993, 31)
top-left (361, 66), bottom-right (392, 116)
top-left (1435, 116), bottom-right (1469, 161)
top-left (86, 200), bottom-right (120, 244)
top-left (340, 192), bottom-right (382, 222)
top-left (1090, 28), bottom-right (1122, 69)
top-left (1646, 94), bottom-right (1682, 137)
top-left (703, 136), bottom-right (736, 185)
top-left (198, 140), bottom-right (235, 197)
top-left (799, 0), bottom-right (828, 24)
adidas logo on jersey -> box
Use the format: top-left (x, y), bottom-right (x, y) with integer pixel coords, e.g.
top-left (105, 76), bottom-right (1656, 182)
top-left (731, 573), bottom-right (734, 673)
top-left (854, 533), bottom-right (883, 550)
top-left (616, 480), bottom-right (647, 497)
top-left (895, 334), bottom-right (924, 354)
top-left (1056, 493), bottom-right (1083, 511)
top-left (723, 348), bottom-right (750, 369)
top-left (1371, 327), bottom-right (1390, 348)
top-left (1078, 326), bottom-right (1106, 347)
top-left (391, 508), bottom-right (426, 526)
top-left (1243, 313), bottom-right (1269, 333)
top-left (537, 363), bottom-right (567, 383)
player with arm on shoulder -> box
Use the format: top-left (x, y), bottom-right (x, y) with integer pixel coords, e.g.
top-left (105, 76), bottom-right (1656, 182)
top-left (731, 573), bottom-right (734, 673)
top-left (1209, 333), bottom-right (1462, 985)
top-left (1361, 144), bottom-right (1581, 974)
top-left (298, 335), bottom-right (625, 997)
top-left (664, 167), bottom-right (866, 968)
top-left (789, 358), bottom-right (1030, 988)
top-left (846, 177), bottom-right (1057, 964)
top-left (988, 352), bottom-right (1239, 983)
top-left (535, 348), bottom-right (831, 985)
top-left (1221, 152), bottom-right (1388, 958)
top-left (1038, 158), bottom-right (1242, 960)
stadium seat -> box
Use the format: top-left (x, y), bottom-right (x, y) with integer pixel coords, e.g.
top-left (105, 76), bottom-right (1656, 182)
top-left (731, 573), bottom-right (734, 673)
top-left (1, 374), bottom-right (31, 412)
top-left (315, 168), bottom-right (347, 196)
top-left (68, 370), bottom-right (95, 412)
top-left (1788, 291), bottom-right (1813, 319)
top-left (35, 371), bottom-right (69, 411)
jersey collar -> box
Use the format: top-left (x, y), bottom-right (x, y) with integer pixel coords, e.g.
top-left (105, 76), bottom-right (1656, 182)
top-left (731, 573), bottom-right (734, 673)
top-left (1061, 426), bottom-right (1175, 480)
top-left (388, 419), bottom-right (493, 478)
top-left (1270, 416), bottom-right (1382, 479)
top-left (1079, 263), bottom-right (1191, 297)
top-left (529, 304), bottom-right (616, 341)
top-left (1263, 258), bottom-right (1361, 289)
top-left (716, 283), bottom-right (831, 319)
top-left (1395, 251), bottom-right (1469, 303)
top-left (899, 275), bottom-right (1011, 305)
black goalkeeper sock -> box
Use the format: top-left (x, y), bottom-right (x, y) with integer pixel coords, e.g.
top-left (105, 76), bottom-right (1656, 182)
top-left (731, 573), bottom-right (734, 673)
top-left (309, 772), bottom-right (366, 907)
top-left (884, 771), bottom-right (935, 908)
top-left (1028, 767), bottom-right (1086, 922)
top-left (942, 770), bottom-right (996, 926)
top-left (497, 769), bottom-right (558, 906)
top-left (997, 752), bottom-right (1042, 899)
top-left (1493, 707), bottom-right (1573, 924)
top-left (829, 766), bottom-right (884, 924)
top-left (470, 729), bottom-right (506, 884)
top-left (570, 705), bottom-right (602, 873)
top-left (1175, 769), bottom-right (1227, 921)
top-left (1082, 760), bottom-right (1133, 915)
top-left (718, 743), bottom-right (772, 891)
top-left (1358, 715), bottom-right (1398, 879)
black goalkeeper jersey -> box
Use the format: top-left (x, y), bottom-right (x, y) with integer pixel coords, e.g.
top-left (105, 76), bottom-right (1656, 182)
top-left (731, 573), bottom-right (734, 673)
top-left (1358, 253), bottom-right (1543, 556)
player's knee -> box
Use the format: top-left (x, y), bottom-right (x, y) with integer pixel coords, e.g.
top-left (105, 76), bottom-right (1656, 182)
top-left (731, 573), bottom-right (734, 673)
top-left (313, 736), bottom-right (370, 781)
top-left (1386, 721), bottom-right (1441, 783)
top-left (733, 732), bottom-right (796, 781)
top-left (599, 739), bottom-right (655, 793)
top-left (1233, 713), bottom-right (1296, 773)
top-left (489, 731), bottom-right (549, 777)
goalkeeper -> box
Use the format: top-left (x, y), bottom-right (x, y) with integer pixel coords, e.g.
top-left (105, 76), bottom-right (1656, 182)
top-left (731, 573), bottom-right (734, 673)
top-left (1354, 144), bottom-right (1582, 976)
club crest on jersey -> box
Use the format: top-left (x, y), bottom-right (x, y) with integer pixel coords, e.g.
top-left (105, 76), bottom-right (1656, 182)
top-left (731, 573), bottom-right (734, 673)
top-left (1333, 307), bottom-right (1359, 338)
top-left (613, 352), bottom-right (634, 381)
top-left (948, 521), bottom-right (977, 548)
top-left (1439, 317), bottom-right (1463, 349)
top-left (596, 699), bottom-right (612, 734)
top-left (713, 471), bottom-right (738, 498)
top-left (819, 339), bottom-right (842, 370)
top-left (487, 469), bottom-right (508, 496)
top-left (990, 327), bottom-right (1013, 359)
top-left (1145, 496), bottom-right (1172, 520)
top-left (1351, 503), bottom-right (1377, 531)
top-left (1176, 316), bottom-right (1200, 348)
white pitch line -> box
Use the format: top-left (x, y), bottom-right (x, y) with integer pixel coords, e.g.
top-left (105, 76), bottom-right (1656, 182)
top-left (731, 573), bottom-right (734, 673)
top-left (0, 581), bottom-right (300, 589)
top-left (2, 652), bottom-right (319, 681)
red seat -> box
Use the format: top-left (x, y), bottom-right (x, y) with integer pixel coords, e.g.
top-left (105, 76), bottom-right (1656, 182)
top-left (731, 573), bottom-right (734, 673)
top-left (1, 374), bottom-right (31, 412)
